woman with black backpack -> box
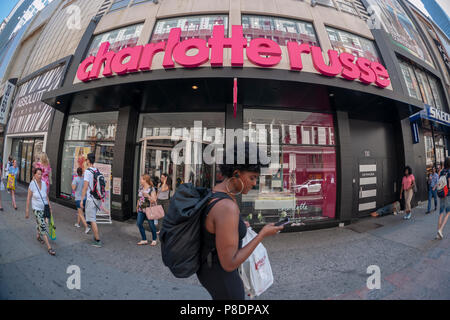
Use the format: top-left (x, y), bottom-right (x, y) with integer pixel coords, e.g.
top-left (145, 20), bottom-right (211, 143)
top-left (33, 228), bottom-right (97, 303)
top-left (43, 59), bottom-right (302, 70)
top-left (195, 142), bottom-right (283, 300)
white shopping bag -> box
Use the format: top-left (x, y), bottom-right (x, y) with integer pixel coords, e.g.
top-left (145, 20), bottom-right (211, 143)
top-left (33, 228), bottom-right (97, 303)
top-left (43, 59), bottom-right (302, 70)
top-left (239, 227), bottom-right (274, 298)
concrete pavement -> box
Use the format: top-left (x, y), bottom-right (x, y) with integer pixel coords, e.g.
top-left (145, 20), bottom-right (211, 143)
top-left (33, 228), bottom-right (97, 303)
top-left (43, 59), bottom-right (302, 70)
top-left (1, 184), bottom-right (449, 300)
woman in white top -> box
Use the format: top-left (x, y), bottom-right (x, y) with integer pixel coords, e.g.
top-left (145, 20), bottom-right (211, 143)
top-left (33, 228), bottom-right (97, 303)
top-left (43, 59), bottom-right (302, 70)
top-left (25, 167), bottom-right (55, 256)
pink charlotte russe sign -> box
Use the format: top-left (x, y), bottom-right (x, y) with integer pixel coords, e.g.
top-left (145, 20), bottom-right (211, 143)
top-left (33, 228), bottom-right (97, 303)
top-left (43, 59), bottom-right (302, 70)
top-left (77, 25), bottom-right (390, 88)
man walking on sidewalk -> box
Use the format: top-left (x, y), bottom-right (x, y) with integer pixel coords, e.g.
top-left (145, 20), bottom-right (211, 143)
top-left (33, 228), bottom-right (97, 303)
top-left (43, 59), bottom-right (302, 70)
top-left (426, 166), bottom-right (439, 214)
top-left (437, 157), bottom-right (450, 240)
top-left (81, 153), bottom-right (103, 247)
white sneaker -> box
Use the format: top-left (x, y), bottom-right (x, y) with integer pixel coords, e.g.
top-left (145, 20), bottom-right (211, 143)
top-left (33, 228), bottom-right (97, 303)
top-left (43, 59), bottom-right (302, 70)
top-left (437, 229), bottom-right (443, 240)
top-left (85, 227), bottom-right (91, 234)
top-left (74, 223), bottom-right (80, 228)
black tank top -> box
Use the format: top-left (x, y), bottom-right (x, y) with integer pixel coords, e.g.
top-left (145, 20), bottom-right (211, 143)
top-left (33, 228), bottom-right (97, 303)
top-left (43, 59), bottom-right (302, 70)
top-left (200, 192), bottom-right (247, 265)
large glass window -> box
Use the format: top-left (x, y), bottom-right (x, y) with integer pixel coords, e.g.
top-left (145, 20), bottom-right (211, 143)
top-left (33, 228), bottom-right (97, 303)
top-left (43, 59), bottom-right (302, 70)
top-left (61, 112), bottom-right (118, 203)
top-left (242, 109), bottom-right (337, 226)
top-left (151, 15), bottom-right (228, 43)
top-left (242, 15), bottom-right (318, 46)
top-left (138, 113), bottom-right (225, 192)
top-left (399, 61), bottom-right (421, 100)
top-left (414, 68), bottom-right (434, 107)
top-left (86, 24), bottom-right (143, 57)
top-left (424, 132), bottom-right (434, 172)
top-left (326, 26), bottom-right (380, 62)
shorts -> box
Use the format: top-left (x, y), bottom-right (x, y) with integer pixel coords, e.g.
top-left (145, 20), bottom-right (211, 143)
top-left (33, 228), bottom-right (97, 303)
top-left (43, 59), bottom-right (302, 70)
top-left (75, 199), bottom-right (86, 209)
top-left (85, 199), bottom-right (100, 223)
top-left (439, 196), bottom-right (450, 215)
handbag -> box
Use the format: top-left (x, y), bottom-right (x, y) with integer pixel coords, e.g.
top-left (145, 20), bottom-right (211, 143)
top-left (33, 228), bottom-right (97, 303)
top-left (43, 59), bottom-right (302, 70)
top-left (7, 174), bottom-right (15, 190)
top-left (145, 203), bottom-right (165, 220)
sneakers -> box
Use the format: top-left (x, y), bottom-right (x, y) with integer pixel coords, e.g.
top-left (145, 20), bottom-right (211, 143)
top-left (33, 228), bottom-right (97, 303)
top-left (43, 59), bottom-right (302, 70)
top-left (91, 240), bottom-right (103, 248)
top-left (403, 213), bottom-right (411, 220)
top-left (85, 227), bottom-right (91, 234)
top-left (74, 223), bottom-right (81, 228)
top-left (437, 229), bottom-right (443, 240)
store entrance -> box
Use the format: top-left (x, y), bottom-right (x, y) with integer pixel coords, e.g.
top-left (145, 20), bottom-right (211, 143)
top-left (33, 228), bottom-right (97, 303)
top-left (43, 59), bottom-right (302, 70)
top-left (10, 137), bottom-right (44, 184)
top-left (139, 137), bottom-right (216, 192)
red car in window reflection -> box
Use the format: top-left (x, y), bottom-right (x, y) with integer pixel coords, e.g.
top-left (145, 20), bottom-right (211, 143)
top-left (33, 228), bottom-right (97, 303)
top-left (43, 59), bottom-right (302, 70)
top-left (294, 179), bottom-right (323, 196)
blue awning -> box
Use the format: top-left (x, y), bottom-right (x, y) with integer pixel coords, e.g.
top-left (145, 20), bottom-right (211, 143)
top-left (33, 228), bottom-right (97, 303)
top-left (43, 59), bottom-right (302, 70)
top-left (409, 104), bottom-right (450, 127)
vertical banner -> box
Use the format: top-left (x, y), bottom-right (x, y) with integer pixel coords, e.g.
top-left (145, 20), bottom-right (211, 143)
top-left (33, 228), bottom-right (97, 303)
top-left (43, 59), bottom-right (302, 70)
top-left (0, 81), bottom-right (16, 125)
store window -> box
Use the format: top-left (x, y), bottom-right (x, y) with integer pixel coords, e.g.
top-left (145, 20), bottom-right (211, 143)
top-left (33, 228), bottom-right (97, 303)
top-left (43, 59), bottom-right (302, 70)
top-left (151, 15), bottom-right (228, 43)
top-left (424, 131), bottom-right (434, 172)
top-left (10, 137), bottom-right (43, 184)
top-left (399, 61), bottom-right (421, 101)
top-left (60, 112), bottom-right (118, 204)
top-left (242, 15), bottom-right (318, 46)
top-left (138, 112), bottom-right (225, 192)
top-left (326, 26), bottom-right (380, 62)
top-left (242, 109), bottom-right (337, 226)
top-left (86, 24), bottom-right (143, 57)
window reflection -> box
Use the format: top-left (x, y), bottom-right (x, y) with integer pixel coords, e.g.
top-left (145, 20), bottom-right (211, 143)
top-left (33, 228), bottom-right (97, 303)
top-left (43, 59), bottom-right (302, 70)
top-left (242, 15), bottom-right (318, 46)
top-left (242, 109), bottom-right (337, 226)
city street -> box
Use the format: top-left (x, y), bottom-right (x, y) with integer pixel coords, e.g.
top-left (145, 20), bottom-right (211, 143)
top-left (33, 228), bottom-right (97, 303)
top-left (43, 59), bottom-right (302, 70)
top-left (1, 184), bottom-right (449, 300)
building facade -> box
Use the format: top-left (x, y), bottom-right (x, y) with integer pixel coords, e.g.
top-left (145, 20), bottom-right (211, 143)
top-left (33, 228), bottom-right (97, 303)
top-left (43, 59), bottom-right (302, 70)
top-left (1, 0), bottom-right (449, 231)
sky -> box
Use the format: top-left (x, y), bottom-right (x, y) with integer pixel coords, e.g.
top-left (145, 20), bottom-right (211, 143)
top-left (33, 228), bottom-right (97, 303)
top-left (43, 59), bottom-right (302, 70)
top-left (0, 0), bottom-right (20, 22)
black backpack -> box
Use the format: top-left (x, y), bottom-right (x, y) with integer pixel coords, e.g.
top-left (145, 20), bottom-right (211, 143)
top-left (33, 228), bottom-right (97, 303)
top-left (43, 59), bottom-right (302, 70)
top-left (160, 183), bottom-right (212, 278)
top-left (88, 168), bottom-right (106, 201)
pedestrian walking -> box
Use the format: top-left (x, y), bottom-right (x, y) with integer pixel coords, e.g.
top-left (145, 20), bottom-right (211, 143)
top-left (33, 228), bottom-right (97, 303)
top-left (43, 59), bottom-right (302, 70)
top-left (399, 166), bottom-right (415, 220)
top-left (34, 152), bottom-right (52, 195)
top-left (156, 173), bottom-right (171, 233)
top-left (72, 167), bottom-right (90, 234)
top-left (0, 165), bottom-right (4, 211)
top-left (136, 174), bottom-right (158, 246)
top-left (436, 157), bottom-right (450, 240)
top-left (195, 142), bottom-right (283, 300)
top-left (7, 160), bottom-right (19, 210)
top-left (80, 153), bottom-right (103, 248)
top-left (426, 166), bottom-right (439, 214)
top-left (25, 167), bottom-right (55, 256)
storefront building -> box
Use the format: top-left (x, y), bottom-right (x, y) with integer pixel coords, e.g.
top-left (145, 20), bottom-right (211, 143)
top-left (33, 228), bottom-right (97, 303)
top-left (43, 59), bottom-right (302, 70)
top-left (1, 0), bottom-right (449, 231)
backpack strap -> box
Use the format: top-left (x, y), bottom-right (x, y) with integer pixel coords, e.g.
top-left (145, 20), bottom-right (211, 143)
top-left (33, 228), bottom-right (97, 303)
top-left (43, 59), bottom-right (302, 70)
top-left (204, 192), bottom-right (233, 217)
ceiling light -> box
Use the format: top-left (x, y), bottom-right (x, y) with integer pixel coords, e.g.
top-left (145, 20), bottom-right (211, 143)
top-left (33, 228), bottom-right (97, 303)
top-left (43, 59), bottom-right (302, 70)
top-left (192, 85), bottom-right (198, 90)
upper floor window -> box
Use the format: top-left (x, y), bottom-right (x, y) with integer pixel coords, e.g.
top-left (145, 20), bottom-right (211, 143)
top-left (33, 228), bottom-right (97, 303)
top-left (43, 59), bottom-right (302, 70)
top-left (399, 61), bottom-right (421, 101)
top-left (313, 0), bottom-right (336, 9)
top-left (242, 15), bottom-right (318, 47)
top-left (86, 24), bottom-right (143, 57)
top-left (109, 0), bottom-right (131, 12)
top-left (150, 15), bottom-right (228, 43)
top-left (326, 27), bottom-right (380, 63)
top-left (336, 0), bottom-right (358, 15)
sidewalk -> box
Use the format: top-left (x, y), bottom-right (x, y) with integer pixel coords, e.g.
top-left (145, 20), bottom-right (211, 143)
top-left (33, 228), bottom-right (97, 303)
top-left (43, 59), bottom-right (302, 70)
top-left (1, 184), bottom-right (449, 300)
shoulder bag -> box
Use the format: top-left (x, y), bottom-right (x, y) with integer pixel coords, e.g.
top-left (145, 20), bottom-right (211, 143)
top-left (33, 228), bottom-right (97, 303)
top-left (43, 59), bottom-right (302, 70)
top-left (145, 187), bottom-right (165, 220)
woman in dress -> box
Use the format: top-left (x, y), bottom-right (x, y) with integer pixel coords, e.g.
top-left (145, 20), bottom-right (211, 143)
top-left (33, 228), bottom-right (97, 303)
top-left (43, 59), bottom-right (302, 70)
top-left (34, 153), bottom-right (52, 195)
top-left (7, 160), bottom-right (19, 210)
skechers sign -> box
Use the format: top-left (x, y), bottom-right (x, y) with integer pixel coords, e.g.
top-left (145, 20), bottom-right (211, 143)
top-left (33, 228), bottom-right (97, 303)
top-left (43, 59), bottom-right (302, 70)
top-left (77, 25), bottom-right (390, 88)
top-left (428, 105), bottom-right (450, 126)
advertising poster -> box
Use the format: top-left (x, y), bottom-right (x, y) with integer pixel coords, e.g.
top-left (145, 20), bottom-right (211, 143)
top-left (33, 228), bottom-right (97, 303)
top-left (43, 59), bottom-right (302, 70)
top-left (73, 146), bottom-right (91, 176)
top-left (366, 0), bottom-right (432, 65)
top-left (94, 162), bottom-right (111, 219)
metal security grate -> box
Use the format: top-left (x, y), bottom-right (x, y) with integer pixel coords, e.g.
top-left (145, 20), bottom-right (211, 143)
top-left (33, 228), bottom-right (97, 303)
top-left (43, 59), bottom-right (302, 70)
top-left (94, 0), bottom-right (112, 20)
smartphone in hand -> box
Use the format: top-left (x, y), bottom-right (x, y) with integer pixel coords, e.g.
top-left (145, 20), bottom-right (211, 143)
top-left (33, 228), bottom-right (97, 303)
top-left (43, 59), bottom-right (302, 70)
top-left (274, 218), bottom-right (291, 227)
